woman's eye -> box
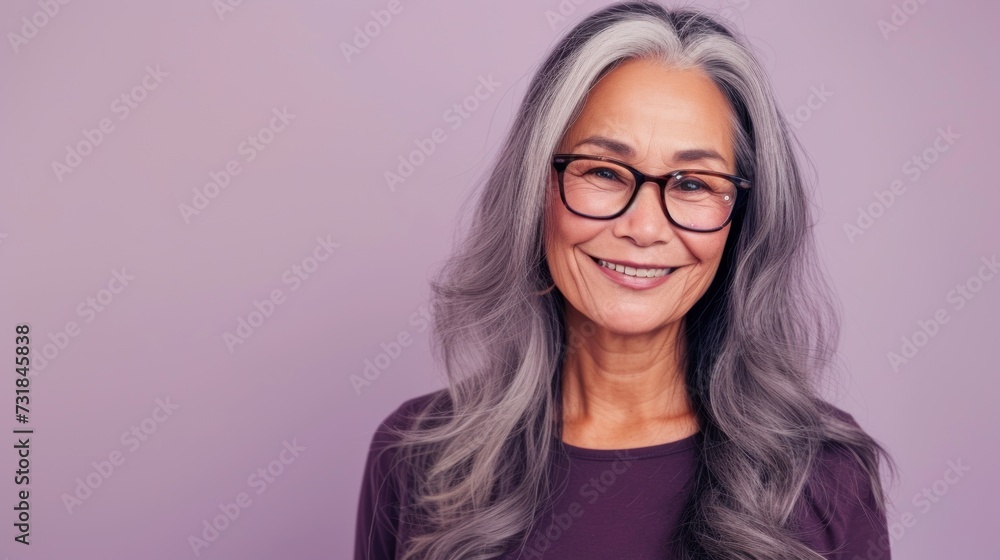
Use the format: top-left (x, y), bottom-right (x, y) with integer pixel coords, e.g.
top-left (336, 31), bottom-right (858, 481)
top-left (589, 167), bottom-right (623, 181)
top-left (677, 178), bottom-right (706, 191)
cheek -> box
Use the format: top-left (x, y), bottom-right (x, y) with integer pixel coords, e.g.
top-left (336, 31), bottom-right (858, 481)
top-left (545, 203), bottom-right (589, 280)
top-left (544, 177), bottom-right (569, 250)
top-left (684, 228), bottom-right (730, 269)
top-left (544, 208), bottom-right (570, 270)
top-left (546, 203), bottom-right (602, 259)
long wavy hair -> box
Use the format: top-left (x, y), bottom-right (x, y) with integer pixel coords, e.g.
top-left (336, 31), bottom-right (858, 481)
top-left (383, 2), bottom-right (898, 558)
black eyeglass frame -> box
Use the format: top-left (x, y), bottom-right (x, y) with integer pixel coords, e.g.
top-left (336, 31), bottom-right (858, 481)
top-left (551, 153), bottom-right (753, 233)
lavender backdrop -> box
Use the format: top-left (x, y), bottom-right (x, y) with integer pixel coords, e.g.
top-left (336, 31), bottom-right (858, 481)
top-left (1, 0), bottom-right (996, 558)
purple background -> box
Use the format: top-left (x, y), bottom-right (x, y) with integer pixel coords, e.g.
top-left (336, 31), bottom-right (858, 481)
top-left (1, 0), bottom-right (996, 558)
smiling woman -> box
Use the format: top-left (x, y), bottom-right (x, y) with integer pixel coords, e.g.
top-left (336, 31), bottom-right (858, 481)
top-left (545, 59), bottom-right (743, 452)
top-left (355, 2), bottom-right (898, 559)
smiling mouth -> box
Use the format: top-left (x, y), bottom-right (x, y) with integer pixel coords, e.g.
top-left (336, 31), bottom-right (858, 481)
top-left (591, 256), bottom-right (675, 278)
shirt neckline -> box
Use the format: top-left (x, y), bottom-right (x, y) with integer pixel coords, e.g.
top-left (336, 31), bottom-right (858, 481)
top-left (557, 430), bottom-right (702, 461)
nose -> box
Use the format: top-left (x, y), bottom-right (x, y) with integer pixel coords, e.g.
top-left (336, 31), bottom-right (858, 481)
top-left (614, 180), bottom-right (674, 244)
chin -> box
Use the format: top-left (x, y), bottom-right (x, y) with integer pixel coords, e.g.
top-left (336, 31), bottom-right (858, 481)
top-left (594, 315), bottom-right (666, 336)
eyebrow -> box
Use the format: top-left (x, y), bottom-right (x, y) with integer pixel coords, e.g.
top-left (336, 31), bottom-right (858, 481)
top-left (572, 135), bottom-right (729, 167)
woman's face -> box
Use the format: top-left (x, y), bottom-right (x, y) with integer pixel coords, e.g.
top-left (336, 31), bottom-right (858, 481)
top-left (545, 57), bottom-right (738, 336)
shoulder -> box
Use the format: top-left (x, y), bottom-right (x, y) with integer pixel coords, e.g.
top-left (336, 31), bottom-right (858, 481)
top-left (809, 401), bottom-right (871, 490)
top-left (802, 401), bottom-right (870, 507)
top-left (372, 389), bottom-right (450, 444)
top-left (355, 389), bottom-right (448, 560)
top-left (812, 398), bottom-right (858, 426)
top-left (365, 389), bottom-right (449, 470)
top-left (364, 388), bottom-right (452, 482)
top-left (793, 401), bottom-right (890, 558)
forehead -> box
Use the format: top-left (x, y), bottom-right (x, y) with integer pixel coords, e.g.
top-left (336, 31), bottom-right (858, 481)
top-left (562, 58), bottom-right (736, 170)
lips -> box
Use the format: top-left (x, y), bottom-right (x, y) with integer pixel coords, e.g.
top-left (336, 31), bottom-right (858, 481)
top-left (591, 257), bottom-right (677, 278)
top-left (589, 255), bottom-right (672, 269)
top-left (595, 258), bottom-right (674, 278)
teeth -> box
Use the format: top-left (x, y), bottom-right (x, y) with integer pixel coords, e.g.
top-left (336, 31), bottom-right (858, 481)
top-left (597, 259), bottom-right (673, 278)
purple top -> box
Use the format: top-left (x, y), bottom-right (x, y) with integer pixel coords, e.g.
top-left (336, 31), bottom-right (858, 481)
top-left (355, 392), bottom-right (890, 559)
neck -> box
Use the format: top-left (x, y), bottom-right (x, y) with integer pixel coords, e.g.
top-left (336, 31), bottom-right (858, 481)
top-left (558, 304), bottom-right (697, 444)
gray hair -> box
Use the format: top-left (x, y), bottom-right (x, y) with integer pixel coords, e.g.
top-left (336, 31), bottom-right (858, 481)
top-left (382, 2), bottom-right (899, 558)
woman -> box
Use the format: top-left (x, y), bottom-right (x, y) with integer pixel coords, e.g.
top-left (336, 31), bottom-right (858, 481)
top-left (356, 2), bottom-right (898, 558)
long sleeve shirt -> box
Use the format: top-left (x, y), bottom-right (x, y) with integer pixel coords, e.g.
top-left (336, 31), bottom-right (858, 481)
top-left (355, 391), bottom-right (890, 559)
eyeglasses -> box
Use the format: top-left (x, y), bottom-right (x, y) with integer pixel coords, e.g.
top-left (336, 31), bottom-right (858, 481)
top-left (551, 154), bottom-right (752, 232)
